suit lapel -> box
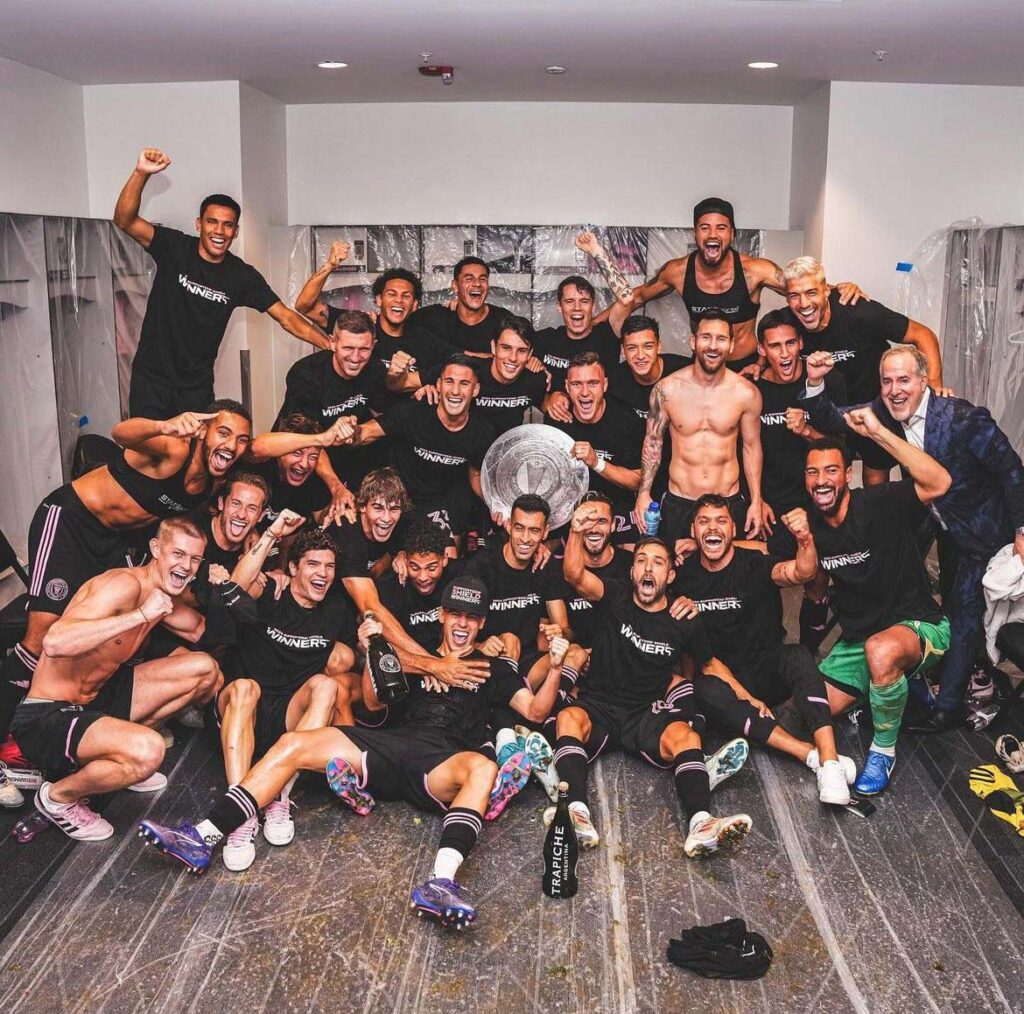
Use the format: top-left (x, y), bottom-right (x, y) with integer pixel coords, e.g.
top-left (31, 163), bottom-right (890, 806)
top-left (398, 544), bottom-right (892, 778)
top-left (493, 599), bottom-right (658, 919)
top-left (923, 392), bottom-right (942, 455)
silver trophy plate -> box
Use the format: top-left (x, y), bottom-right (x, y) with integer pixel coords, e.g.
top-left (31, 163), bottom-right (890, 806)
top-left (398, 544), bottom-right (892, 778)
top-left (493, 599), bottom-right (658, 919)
top-left (481, 423), bottom-right (590, 529)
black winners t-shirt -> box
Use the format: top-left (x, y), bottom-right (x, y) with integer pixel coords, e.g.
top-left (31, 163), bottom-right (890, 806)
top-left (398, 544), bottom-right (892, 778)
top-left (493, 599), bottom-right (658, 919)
top-left (407, 303), bottom-right (512, 356)
top-left (546, 400), bottom-right (644, 509)
top-left (327, 515), bottom-right (407, 581)
top-left (676, 548), bottom-right (785, 673)
top-left (609, 354), bottom-right (690, 420)
top-left (471, 365), bottom-right (548, 435)
top-left (564, 548), bottom-right (632, 648)
top-left (226, 587), bottom-right (356, 696)
top-left (584, 580), bottom-right (713, 709)
top-left (794, 291), bottom-right (909, 404)
top-left (249, 458), bottom-right (331, 528)
top-left (809, 480), bottom-right (940, 641)
top-left (533, 322), bottom-right (620, 393)
top-left (375, 565), bottom-right (462, 652)
top-left (462, 548), bottom-right (567, 651)
top-left (756, 369), bottom-right (847, 510)
top-left (281, 350), bottom-right (390, 490)
top-left (377, 399), bottom-right (495, 504)
top-left (134, 226), bottom-right (279, 383)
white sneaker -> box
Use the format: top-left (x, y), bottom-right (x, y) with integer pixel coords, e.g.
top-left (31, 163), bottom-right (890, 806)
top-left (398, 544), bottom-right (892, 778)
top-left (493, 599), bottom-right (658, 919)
top-left (157, 725), bottom-right (174, 749)
top-left (127, 771), bottom-right (168, 793)
top-left (223, 816), bottom-right (259, 871)
top-left (35, 782), bottom-right (113, 841)
top-left (683, 813), bottom-right (752, 859)
top-left (263, 797), bottom-right (295, 846)
top-left (806, 748), bottom-right (856, 785)
top-left (543, 800), bottom-right (600, 849)
top-left (177, 704), bottom-right (206, 730)
top-left (817, 759), bottom-right (852, 806)
top-left (0, 762), bottom-right (24, 808)
top-left (523, 730), bottom-right (560, 803)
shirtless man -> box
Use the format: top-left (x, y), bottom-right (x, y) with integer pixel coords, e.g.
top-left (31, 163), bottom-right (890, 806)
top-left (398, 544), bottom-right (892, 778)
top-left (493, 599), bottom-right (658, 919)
top-left (579, 200), bottom-right (863, 369)
top-left (9, 517), bottom-right (222, 840)
top-left (0, 401), bottom-right (250, 748)
top-left (635, 310), bottom-right (767, 546)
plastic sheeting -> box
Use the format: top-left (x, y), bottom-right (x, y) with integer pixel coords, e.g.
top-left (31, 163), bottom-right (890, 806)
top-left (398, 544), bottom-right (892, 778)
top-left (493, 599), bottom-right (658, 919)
top-left (289, 224), bottom-right (763, 359)
top-left (896, 219), bottom-right (1024, 449)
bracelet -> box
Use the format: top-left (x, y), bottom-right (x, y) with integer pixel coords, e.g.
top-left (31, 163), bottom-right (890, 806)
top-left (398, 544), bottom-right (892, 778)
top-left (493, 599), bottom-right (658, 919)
top-left (593, 456), bottom-right (607, 474)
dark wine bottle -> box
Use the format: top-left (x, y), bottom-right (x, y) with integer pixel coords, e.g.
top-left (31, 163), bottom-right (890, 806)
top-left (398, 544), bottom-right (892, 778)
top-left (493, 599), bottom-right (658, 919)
top-left (364, 610), bottom-right (408, 703)
top-left (542, 781), bottom-right (579, 899)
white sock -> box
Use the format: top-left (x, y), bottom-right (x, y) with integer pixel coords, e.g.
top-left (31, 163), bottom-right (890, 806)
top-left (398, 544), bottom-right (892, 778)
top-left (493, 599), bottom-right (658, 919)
top-left (805, 748), bottom-right (820, 771)
top-left (494, 728), bottom-right (517, 756)
top-left (194, 818), bottom-right (224, 845)
top-left (432, 846), bottom-right (464, 882)
top-left (280, 772), bottom-right (299, 804)
top-left (688, 810), bottom-right (711, 831)
top-left (39, 781), bottom-right (64, 812)
top-left (869, 743), bottom-right (896, 758)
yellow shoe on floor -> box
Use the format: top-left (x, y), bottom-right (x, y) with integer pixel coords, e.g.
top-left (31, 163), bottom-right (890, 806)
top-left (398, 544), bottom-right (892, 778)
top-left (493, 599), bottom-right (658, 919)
top-left (968, 764), bottom-right (1017, 800)
top-left (969, 765), bottom-right (1024, 836)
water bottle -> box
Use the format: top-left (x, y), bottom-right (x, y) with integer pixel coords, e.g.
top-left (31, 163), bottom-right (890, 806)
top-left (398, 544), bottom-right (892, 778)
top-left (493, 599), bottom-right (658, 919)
top-left (542, 782), bottom-right (579, 899)
top-left (364, 610), bottom-right (409, 703)
top-left (643, 501), bottom-right (661, 536)
top-left (12, 810), bottom-right (52, 843)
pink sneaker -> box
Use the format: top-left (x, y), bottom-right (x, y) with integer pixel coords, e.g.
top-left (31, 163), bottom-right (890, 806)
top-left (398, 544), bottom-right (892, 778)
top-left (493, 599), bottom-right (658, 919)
top-left (485, 751), bottom-right (532, 821)
top-left (35, 782), bottom-right (114, 841)
top-left (127, 771), bottom-right (168, 793)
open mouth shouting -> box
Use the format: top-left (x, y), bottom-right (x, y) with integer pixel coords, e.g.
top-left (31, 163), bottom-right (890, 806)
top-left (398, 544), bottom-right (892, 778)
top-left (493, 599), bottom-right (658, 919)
top-left (372, 518), bottom-right (397, 541)
top-left (698, 350), bottom-right (725, 372)
top-left (210, 448), bottom-right (236, 473)
top-left (286, 464), bottom-right (310, 485)
top-left (443, 392), bottom-right (468, 415)
top-left (449, 625), bottom-right (472, 648)
top-left (700, 239), bottom-right (724, 264)
top-left (795, 305), bottom-right (821, 330)
top-left (776, 356), bottom-right (797, 381)
top-left (167, 566), bottom-right (191, 592)
top-left (226, 515), bottom-right (249, 540)
top-left (700, 530), bottom-right (726, 555)
top-left (308, 575), bottom-right (330, 597)
top-left (637, 573), bottom-right (658, 598)
top-left (811, 483), bottom-right (838, 512)
top-left (584, 529), bottom-right (606, 553)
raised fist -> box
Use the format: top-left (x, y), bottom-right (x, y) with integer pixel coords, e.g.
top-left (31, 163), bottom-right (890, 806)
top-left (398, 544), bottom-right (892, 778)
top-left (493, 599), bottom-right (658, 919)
top-left (571, 441), bottom-right (598, 469)
top-left (571, 504), bottom-right (603, 533)
top-left (269, 508), bottom-right (305, 539)
top-left (140, 588), bottom-right (174, 622)
top-left (327, 241), bottom-right (350, 269)
top-left (160, 411), bottom-right (216, 438)
top-left (785, 406), bottom-right (810, 435)
top-left (843, 405), bottom-right (882, 439)
top-left (780, 507), bottom-right (810, 541)
top-left (389, 350), bottom-right (416, 376)
top-left (549, 635), bottom-right (569, 667)
top-left (137, 148), bottom-right (171, 175)
top-left (575, 231), bottom-right (601, 256)
top-left (805, 351), bottom-right (835, 384)
top-left (207, 564), bottom-right (230, 586)
top-left (321, 416), bottom-right (357, 446)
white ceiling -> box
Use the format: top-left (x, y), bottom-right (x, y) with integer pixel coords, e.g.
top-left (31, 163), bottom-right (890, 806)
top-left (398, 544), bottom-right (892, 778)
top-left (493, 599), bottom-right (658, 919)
top-left (2, 0), bottom-right (1023, 105)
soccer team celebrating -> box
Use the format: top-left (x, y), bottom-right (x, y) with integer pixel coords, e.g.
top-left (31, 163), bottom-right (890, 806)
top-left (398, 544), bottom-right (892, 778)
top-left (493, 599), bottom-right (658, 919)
top-left (2, 147), bottom-right (1023, 932)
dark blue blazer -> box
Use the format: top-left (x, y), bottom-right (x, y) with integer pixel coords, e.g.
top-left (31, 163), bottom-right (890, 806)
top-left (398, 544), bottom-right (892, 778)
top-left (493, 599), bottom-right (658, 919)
top-left (800, 386), bottom-right (1024, 561)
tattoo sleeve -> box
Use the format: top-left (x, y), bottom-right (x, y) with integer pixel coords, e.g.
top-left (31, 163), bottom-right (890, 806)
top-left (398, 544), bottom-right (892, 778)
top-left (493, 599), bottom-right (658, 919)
top-left (639, 383), bottom-right (669, 495)
top-left (591, 242), bottom-right (635, 304)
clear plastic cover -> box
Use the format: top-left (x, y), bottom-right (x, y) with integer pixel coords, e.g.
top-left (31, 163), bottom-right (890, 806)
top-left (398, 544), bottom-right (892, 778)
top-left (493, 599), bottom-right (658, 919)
top-left (896, 219), bottom-right (1024, 448)
top-left (109, 225), bottom-right (156, 419)
top-left (297, 224), bottom-right (763, 359)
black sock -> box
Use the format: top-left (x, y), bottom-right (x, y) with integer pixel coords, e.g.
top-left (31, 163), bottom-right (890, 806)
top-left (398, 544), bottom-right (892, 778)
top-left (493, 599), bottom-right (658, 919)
top-left (799, 595), bottom-right (830, 655)
top-left (204, 784), bottom-right (259, 840)
top-left (554, 735), bottom-right (590, 807)
top-left (438, 806), bottom-right (482, 858)
top-left (673, 749), bottom-right (710, 824)
top-left (0, 643), bottom-right (38, 741)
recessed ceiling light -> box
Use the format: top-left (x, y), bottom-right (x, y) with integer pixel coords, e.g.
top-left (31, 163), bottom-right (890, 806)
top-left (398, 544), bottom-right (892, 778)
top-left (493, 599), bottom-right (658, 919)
top-left (545, 65), bottom-right (568, 75)
top-left (748, 61), bottom-right (779, 69)
top-left (318, 60), bottom-right (348, 69)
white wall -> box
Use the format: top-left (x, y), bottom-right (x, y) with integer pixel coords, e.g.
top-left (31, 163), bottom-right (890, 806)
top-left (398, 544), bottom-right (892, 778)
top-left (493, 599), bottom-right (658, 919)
top-left (820, 82), bottom-right (1024, 322)
top-left (287, 102), bottom-right (793, 229)
top-left (0, 57), bottom-right (89, 217)
top-left (789, 83), bottom-right (830, 260)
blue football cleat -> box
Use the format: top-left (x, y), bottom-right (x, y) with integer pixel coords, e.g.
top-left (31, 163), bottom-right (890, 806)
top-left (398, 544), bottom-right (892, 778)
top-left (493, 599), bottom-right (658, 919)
top-left (854, 751), bottom-right (896, 796)
top-left (138, 819), bottom-right (212, 874)
top-left (410, 877), bottom-right (476, 929)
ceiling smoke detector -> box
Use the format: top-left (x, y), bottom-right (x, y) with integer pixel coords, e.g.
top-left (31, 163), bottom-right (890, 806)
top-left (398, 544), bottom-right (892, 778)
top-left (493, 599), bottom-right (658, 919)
top-left (317, 60), bottom-right (348, 69)
top-left (419, 64), bottom-right (455, 85)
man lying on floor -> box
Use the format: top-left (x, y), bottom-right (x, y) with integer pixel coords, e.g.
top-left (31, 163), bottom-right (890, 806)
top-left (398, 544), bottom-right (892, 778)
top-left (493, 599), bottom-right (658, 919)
top-left (138, 576), bottom-right (567, 930)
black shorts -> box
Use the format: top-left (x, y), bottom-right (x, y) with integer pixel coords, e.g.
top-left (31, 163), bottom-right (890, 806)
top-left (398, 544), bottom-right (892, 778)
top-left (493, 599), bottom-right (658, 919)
top-left (27, 485), bottom-right (134, 615)
top-left (10, 664), bottom-right (135, 776)
top-left (572, 686), bottom-right (704, 769)
top-left (660, 489), bottom-right (748, 548)
top-left (253, 693), bottom-right (293, 757)
top-left (340, 724), bottom-right (465, 812)
top-left (129, 364), bottom-right (214, 419)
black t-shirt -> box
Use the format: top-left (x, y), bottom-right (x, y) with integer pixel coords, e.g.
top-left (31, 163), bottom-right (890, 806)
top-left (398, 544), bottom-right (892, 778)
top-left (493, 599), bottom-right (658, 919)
top-left (187, 510), bottom-right (246, 607)
top-left (546, 400), bottom-right (644, 509)
top-left (533, 322), bottom-right (620, 393)
top-left (608, 354), bottom-right (690, 420)
top-left (225, 587), bottom-right (356, 695)
top-left (377, 399), bottom-right (495, 505)
top-left (375, 565), bottom-right (461, 652)
top-left (462, 547), bottom-right (567, 651)
top-left (327, 516), bottom-right (406, 582)
top-left (809, 480), bottom-right (940, 641)
top-left (248, 458), bottom-right (331, 527)
top-left (281, 350), bottom-right (390, 490)
top-left (756, 369), bottom-right (847, 510)
top-left (471, 364), bottom-right (548, 435)
top-left (564, 548), bottom-right (632, 648)
top-left (794, 291), bottom-right (909, 404)
top-left (374, 321), bottom-right (457, 412)
top-left (133, 226), bottom-right (279, 383)
top-left (584, 580), bottom-right (713, 709)
top-left (400, 652), bottom-right (526, 750)
top-left (676, 548), bottom-right (785, 673)
top-left (407, 303), bottom-right (512, 356)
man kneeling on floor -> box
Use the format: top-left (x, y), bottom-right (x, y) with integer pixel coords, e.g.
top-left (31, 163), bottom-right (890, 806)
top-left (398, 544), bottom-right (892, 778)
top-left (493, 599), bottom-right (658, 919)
top-left (138, 576), bottom-right (567, 929)
top-left (11, 517), bottom-right (221, 840)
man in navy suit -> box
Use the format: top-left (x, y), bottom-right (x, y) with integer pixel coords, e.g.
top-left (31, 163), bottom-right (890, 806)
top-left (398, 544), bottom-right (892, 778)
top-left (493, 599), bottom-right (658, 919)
top-left (801, 344), bottom-right (1024, 732)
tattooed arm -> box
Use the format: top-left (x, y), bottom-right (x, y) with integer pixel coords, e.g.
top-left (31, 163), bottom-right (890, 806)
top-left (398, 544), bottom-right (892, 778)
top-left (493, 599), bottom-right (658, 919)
top-left (635, 381), bottom-right (669, 534)
top-left (575, 231), bottom-right (634, 305)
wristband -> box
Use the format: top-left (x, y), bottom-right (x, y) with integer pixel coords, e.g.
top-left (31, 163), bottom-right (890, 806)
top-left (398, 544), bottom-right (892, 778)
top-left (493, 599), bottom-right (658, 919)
top-left (593, 456), bottom-right (607, 474)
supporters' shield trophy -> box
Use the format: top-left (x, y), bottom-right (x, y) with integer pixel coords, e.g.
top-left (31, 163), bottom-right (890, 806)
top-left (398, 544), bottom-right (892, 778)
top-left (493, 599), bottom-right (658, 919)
top-left (481, 424), bottom-right (590, 529)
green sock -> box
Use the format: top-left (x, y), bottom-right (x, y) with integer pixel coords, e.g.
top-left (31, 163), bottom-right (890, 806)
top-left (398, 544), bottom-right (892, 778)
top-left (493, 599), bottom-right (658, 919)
top-left (868, 675), bottom-right (908, 750)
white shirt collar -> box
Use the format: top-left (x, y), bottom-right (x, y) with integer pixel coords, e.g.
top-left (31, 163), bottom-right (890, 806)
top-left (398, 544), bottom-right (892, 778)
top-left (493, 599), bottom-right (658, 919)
top-left (907, 387), bottom-right (931, 428)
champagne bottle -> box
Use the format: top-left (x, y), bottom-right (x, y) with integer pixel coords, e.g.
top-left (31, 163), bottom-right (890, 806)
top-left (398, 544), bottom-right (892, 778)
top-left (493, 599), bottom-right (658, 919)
top-left (364, 610), bottom-right (408, 703)
top-left (542, 781), bottom-right (579, 899)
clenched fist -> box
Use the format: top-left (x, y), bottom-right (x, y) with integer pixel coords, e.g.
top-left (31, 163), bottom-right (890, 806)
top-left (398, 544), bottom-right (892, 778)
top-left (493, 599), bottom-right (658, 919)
top-left (805, 351), bottom-right (835, 384)
top-left (269, 508), bottom-right (305, 539)
top-left (137, 148), bottom-right (171, 175)
top-left (780, 507), bottom-right (811, 544)
top-left (327, 241), bottom-right (350, 269)
top-left (140, 588), bottom-right (174, 622)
